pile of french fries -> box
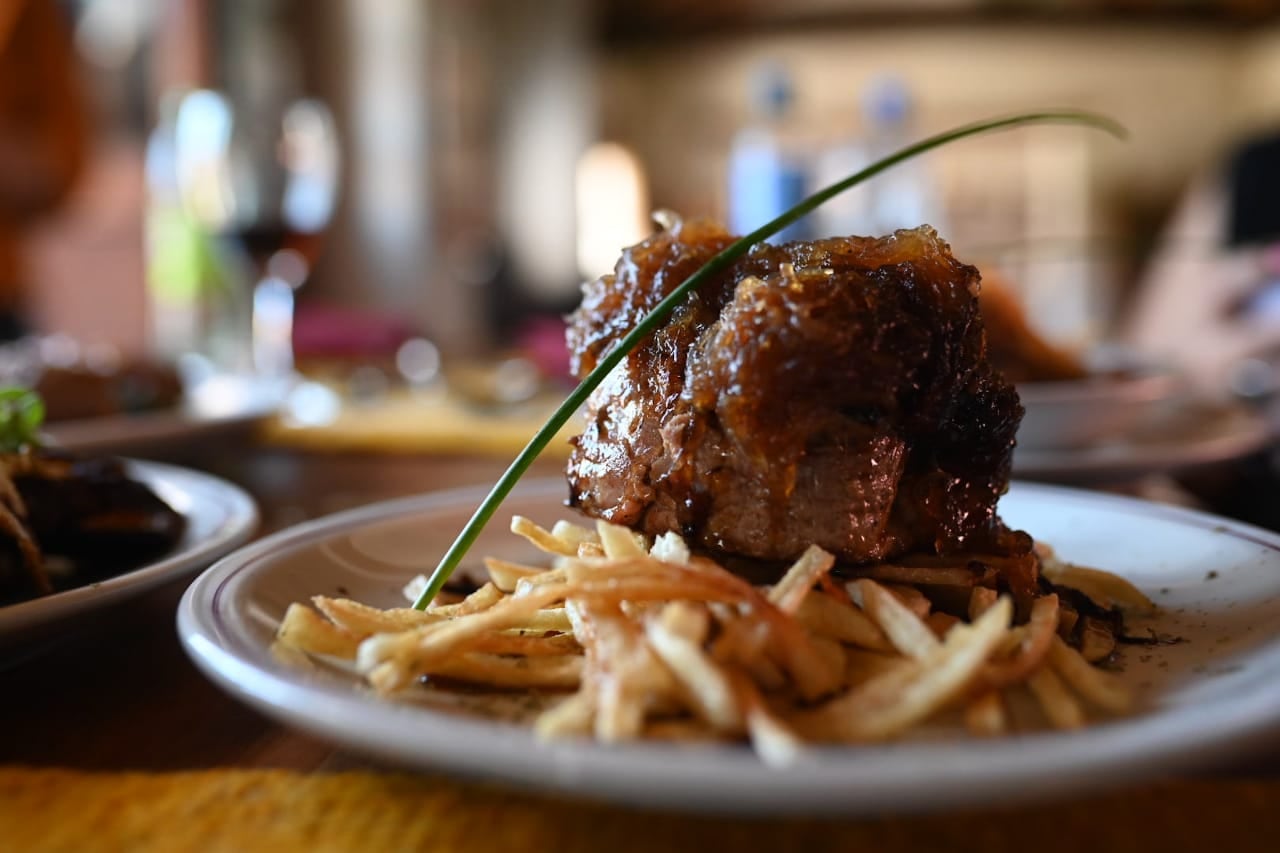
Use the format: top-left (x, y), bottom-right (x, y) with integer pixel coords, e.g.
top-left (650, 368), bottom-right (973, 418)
top-left (276, 516), bottom-right (1153, 766)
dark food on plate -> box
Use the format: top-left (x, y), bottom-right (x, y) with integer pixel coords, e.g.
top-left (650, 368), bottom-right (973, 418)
top-left (35, 360), bottom-right (184, 422)
top-left (0, 448), bottom-right (187, 605)
top-left (567, 219), bottom-right (1042, 607)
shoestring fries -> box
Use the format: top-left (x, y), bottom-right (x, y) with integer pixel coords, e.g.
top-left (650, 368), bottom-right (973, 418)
top-left (275, 515), bottom-right (1140, 766)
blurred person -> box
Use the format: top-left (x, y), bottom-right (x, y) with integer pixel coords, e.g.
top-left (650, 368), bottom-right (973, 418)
top-left (1126, 130), bottom-right (1280, 396)
top-left (0, 0), bottom-right (89, 341)
top-left (1126, 130), bottom-right (1280, 534)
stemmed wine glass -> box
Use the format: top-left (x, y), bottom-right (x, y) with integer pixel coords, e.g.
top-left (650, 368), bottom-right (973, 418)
top-left (171, 89), bottom-right (340, 387)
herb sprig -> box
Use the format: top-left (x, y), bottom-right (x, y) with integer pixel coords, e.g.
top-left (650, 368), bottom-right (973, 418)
top-left (0, 388), bottom-right (44, 454)
top-left (413, 109), bottom-right (1125, 609)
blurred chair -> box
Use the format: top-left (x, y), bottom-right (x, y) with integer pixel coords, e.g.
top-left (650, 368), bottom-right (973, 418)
top-left (0, 0), bottom-right (89, 340)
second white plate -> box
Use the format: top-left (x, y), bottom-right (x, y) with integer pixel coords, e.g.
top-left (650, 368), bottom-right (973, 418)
top-left (1, 461), bottom-right (258, 636)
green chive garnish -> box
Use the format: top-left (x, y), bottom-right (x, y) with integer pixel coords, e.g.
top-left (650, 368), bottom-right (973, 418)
top-left (0, 388), bottom-right (45, 454)
top-left (413, 109), bottom-right (1125, 609)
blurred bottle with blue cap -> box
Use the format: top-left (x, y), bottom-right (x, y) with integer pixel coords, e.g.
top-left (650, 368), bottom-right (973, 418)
top-left (811, 74), bottom-right (946, 239)
top-left (727, 63), bottom-right (812, 243)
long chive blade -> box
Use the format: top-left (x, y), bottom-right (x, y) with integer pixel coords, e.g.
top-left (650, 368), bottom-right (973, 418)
top-left (412, 109), bottom-right (1124, 609)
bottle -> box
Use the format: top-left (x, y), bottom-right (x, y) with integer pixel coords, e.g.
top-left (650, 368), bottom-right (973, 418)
top-left (727, 64), bottom-right (811, 243)
top-left (812, 75), bottom-right (945, 239)
top-left (143, 92), bottom-right (251, 380)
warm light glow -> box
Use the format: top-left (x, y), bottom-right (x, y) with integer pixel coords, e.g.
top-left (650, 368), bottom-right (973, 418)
top-left (575, 142), bottom-right (650, 281)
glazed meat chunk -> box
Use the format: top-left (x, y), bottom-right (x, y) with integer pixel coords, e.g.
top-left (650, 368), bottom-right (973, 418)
top-left (566, 218), bottom-right (1034, 597)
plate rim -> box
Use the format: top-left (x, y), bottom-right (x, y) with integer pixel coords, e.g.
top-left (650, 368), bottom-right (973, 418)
top-left (43, 406), bottom-right (273, 457)
top-left (0, 460), bottom-right (259, 634)
top-left (1013, 405), bottom-right (1273, 481)
top-left (178, 478), bottom-right (1280, 816)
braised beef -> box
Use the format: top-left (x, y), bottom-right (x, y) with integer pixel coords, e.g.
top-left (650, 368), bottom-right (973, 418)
top-left (566, 219), bottom-right (1037, 601)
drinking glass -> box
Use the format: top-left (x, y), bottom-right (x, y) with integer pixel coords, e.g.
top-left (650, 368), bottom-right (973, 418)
top-left (172, 89), bottom-right (340, 385)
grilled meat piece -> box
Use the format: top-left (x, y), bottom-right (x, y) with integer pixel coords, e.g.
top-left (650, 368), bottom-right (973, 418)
top-left (0, 449), bottom-right (187, 603)
top-left (567, 219), bottom-right (1036, 602)
top-left (13, 452), bottom-right (187, 572)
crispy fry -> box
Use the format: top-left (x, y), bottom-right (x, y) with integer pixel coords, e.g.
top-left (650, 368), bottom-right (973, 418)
top-left (511, 515), bottom-right (579, 556)
top-left (1041, 559), bottom-right (1156, 614)
top-left (843, 648), bottom-right (911, 683)
top-left (881, 584), bottom-right (933, 619)
top-left (1048, 635), bottom-right (1131, 713)
top-left (467, 631), bottom-right (579, 657)
top-left (559, 555), bottom-right (673, 583)
top-left (484, 557), bottom-right (551, 592)
top-left (579, 599), bottom-right (683, 741)
top-left (276, 603), bottom-right (361, 658)
top-left (283, 514), bottom-right (1147, 759)
top-left (710, 616), bottom-right (786, 690)
top-left (795, 590), bottom-right (891, 651)
top-left (792, 597), bottom-right (1013, 742)
top-left (312, 596), bottom-right (446, 637)
top-left (572, 575), bottom-right (747, 608)
top-left (763, 612), bottom-right (846, 702)
top-left (964, 691), bottom-right (1007, 737)
top-left (357, 584), bottom-right (571, 691)
top-left (535, 687), bottom-right (596, 738)
top-left (767, 544), bottom-right (836, 615)
top-left (513, 568), bottom-right (569, 595)
top-left (968, 586), bottom-right (999, 621)
top-left (596, 520), bottom-right (648, 559)
top-left (981, 594), bottom-right (1059, 688)
top-left (729, 670), bottom-right (806, 768)
top-left (657, 600), bottom-right (710, 644)
top-left (517, 607), bottom-right (574, 633)
top-left (398, 579), bottom-right (499, 611)
top-left (854, 579), bottom-right (939, 660)
top-left (551, 519), bottom-right (600, 550)
top-left (419, 651), bottom-right (583, 690)
top-left (432, 583), bottom-right (506, 615)
top-left (1027, 666), bottom-right (1084, 729)
top-left (646, 607), bottom-right (743, 732)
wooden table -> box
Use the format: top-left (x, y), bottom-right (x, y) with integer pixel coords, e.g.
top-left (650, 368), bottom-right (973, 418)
top-left (4, 442), bottom-right (1280, 851)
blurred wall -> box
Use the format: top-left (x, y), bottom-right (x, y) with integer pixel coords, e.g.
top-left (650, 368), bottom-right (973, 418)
top-left (596, 21), bottom-right (1280, 342)
top-left (24, 8), bottom-right (1280, 358)
top-left (599, 22), bottom-right (1260, 228)
top-left (302, 0), bottom-right (594, 354)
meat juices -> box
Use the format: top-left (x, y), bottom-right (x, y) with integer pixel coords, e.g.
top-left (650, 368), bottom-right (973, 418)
top-left (566, 218), bottom-right (1037, 602)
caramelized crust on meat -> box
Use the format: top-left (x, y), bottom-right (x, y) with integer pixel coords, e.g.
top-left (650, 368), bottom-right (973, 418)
top-left (567, 219), bottom-right (1036, 602)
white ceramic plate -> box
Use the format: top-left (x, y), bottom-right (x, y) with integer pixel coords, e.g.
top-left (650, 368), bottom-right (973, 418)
top-left (179, 479), bottom-right (1280, 816)
top-left (1, 461), bottom-right (258, 636)
top-left (1013, 402), bottom-right (1272, 483)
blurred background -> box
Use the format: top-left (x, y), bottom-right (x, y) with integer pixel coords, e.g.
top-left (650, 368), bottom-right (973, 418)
top-left (5, 0), bottom-right (1280, 515)
top-left (14, 0), bottom-right (1278, 360)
